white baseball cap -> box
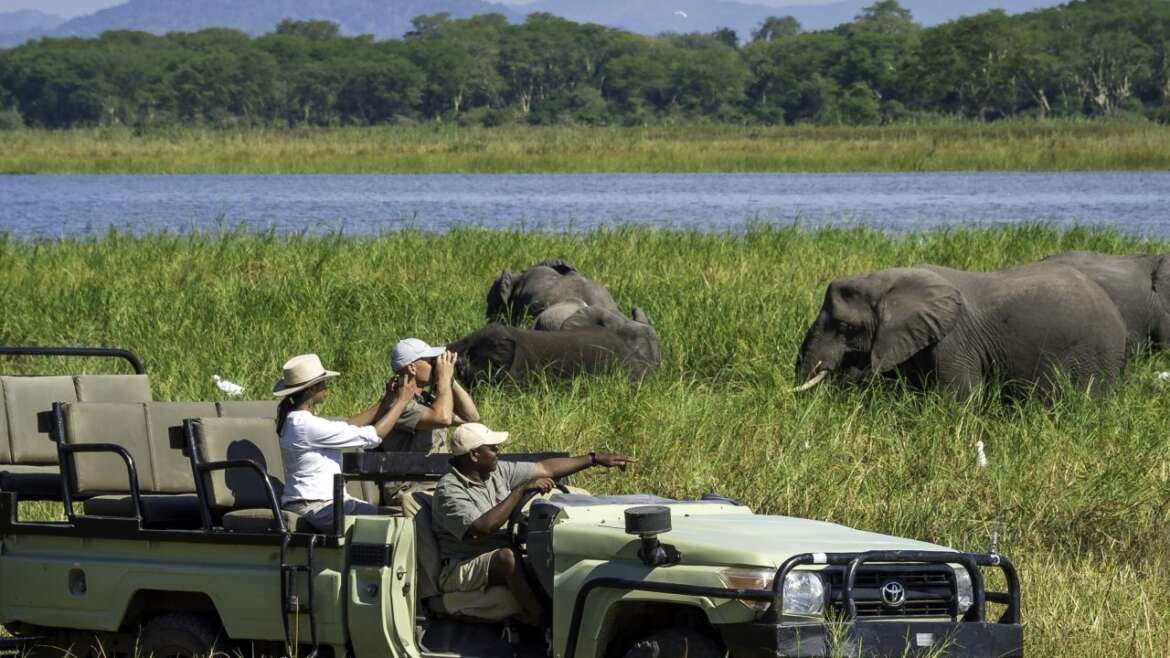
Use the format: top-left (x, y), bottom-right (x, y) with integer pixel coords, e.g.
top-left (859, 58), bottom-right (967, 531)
top-left (449, 423), bottom-right (510, 456)
top-left (391, 338), bottom-right (445, 372)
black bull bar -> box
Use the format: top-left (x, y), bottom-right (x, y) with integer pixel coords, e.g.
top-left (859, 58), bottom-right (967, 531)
top-left (563, 550), bottom-right (1020, 658)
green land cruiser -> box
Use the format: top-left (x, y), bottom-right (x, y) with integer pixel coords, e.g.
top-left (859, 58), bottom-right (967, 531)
top-left (0, 347), bottom-right (1023, 658)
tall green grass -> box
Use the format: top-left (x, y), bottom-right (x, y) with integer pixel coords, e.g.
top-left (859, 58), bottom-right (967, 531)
top-left (1, 120), bottom-right (1169, 173)
top-left (1, 225), bottom-right (1168, 656)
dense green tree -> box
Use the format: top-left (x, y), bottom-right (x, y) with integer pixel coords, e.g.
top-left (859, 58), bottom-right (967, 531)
top-left (752, 16), bottom-right (801, 43)
top-left (1, 1), bottom-right (1168, 128)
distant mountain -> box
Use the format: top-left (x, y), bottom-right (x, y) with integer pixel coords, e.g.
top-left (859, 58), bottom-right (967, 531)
top-left (0, 0), bottom-right (523, 47)
top-left (522, 0), bottom-right (1065, 36)
top-left (0, 9), bottom-right (67, 34)
top-left (0, 0), bottom-right (1069, 48)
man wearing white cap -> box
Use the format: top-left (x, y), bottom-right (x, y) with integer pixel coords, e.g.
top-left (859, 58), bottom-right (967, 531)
top-left (433, 423), bottom-right (635, 627)
top-left (383, 338), bottom-right (481, 455)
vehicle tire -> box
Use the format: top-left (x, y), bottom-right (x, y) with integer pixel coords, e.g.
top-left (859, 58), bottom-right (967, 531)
top-left (139, 613), bottom-right (226, 658)
top-left (622, 629), bottom-right (723, 658)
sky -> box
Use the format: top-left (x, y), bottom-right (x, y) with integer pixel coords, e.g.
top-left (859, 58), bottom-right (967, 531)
top-left (0, 0), bottom-right (843, 18)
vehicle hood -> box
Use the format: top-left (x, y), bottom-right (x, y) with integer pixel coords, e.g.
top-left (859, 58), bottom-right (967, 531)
top-left (552, 504), bottom-right (955, 568)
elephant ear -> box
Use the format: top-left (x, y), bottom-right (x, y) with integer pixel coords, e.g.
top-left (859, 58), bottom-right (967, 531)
top-left (871, 270), bottom-right (963, 373)
top-left (631, 306), bottom-right (650, 325)
top-left (535, 258), bottom-right (577, 275)
top-left (485, 267), bottom-right (515, 321)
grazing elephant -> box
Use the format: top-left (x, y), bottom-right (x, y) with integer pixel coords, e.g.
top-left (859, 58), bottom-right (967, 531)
top-left (794, 263), bottom-right (1127, 398)
top-left (447, 323), bottom-right (661, 386)
top-left (486, 260), bottom-right (618, 324)
top-left (1042, 251), bottom-right (1170, 355)
top-left (531, 298), bottom-right (589, 331)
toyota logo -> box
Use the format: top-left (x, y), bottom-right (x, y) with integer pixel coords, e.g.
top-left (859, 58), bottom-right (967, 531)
top-left (880, 580), bottom-right (906, 608)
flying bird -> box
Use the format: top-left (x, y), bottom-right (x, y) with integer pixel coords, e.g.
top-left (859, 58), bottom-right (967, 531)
top-left (213, 374), bottom-right (245, 397)
top-left (673, 10), bottom-right (688, 18)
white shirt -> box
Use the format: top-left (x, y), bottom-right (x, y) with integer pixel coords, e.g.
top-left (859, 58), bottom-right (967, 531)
top-left (280, 410), bottom-right (381, 504)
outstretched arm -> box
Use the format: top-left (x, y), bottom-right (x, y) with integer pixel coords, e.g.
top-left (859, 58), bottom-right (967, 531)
top-left (531, 453), bottom-right (637, 480)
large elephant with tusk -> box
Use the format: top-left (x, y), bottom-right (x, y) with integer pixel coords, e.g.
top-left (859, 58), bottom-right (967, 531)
top-left (793, 263), bottom-right (1127, 399)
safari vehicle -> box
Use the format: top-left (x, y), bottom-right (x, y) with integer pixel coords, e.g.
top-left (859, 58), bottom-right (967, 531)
top-left (0, 347), bottom-right (1023, 658)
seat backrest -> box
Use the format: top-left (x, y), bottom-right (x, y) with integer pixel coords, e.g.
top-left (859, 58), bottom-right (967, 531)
top-left (2, 376), bottom-right (78, 466)
top-left (409, 490), bottom-right (443, 600)
top-left (0, 384), bottom-right (10, 466)
top-left (192, 417), bottom-right (284, 512)
top-left (61, 402), bottom-right (155, 494)
top-left (145, 402), bottom-right (217, 494)
top-left (216, 401), bottom-right (276, 418)
top-left (75, 375), bottom-right (152, 403)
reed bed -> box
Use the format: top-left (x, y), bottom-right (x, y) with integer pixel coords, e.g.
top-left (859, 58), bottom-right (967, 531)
top-left (1, 120), bottom-right (1169, 174)
top-left (2, 225), bottom-right (1168, 657)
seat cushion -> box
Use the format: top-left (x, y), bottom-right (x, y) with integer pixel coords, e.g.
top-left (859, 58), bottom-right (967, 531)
top-left (222, 508), bottom-right (313, 533)
top-left (83, 493), bottom-right (201, 526)
top-left (216, 401), bottom-right (276, 418)
top-left (2, 375), bottom-right (77, 465)
top-left (0, 465), bottom-right (61, 497)
top-left (74, 375), bottom-right (152, 403)
top-left (428, 586), bottom-right (521, 622)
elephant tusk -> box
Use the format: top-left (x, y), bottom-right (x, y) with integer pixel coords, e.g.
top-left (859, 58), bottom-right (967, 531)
top-left (791, 370), bottom-right (829, 393)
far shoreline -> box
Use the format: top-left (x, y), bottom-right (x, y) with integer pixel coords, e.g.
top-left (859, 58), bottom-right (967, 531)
top-left (1, 120), bottom-right (1168, 175)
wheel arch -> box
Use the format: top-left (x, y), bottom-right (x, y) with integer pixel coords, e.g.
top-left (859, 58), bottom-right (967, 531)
top-left (599, 601), bottom-right (722, 658)
top-left (119, 589), bottom-right (224, 633)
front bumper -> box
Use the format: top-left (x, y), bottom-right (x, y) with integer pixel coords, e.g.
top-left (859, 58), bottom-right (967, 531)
top-left (721, 620), bottom-right (1024, 658)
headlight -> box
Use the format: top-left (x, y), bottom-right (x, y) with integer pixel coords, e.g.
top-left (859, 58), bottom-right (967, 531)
top-left (782, 570), bottom-right (825, 616)
top-left (720, 568), bottom-right (825, 616)
top-left (952, 566), bottom-right (974, 615)
top-left (721, 568), bottom-right (774, 611)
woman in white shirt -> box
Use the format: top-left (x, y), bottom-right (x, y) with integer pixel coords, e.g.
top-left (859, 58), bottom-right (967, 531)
top-left (273, 353), bottom-right (418, 532)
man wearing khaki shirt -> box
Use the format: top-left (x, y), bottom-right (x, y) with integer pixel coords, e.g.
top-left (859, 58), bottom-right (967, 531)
top-left (433, 423), bottom-right (635, 627)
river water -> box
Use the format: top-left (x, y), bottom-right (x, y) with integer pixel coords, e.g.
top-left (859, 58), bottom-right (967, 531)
top-left (1, 172), bottom-right (1168, 238)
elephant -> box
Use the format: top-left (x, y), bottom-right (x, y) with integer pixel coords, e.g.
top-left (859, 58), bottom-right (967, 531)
top-left (1041, 251), bottom-right (1170, 356)
top-left (486, 260), bottom-right (618, 325)
top-left (531, 298), bottom-right (589, 331)
top-left (794, 263), bottom-right (1127, 399)
top-left (447, 322), bottom-right (661, 386)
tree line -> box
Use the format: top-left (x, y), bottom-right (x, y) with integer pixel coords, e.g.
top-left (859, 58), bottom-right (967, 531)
top-left (1, 0), bottom-right (1168, 129)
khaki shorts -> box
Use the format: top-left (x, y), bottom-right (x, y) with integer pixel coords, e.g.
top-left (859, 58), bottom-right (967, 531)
top-left (439, 549), bottom-right (503, 593)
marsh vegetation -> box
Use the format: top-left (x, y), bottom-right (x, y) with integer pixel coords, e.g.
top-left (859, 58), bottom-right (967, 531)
top-left (2, 225), bottom-right (1167, 656)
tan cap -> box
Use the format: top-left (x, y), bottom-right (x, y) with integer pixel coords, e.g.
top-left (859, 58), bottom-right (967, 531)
top-left (449, 423), bottom-right (509, 456)
top-left (272, 354), bottom-right (339, 397)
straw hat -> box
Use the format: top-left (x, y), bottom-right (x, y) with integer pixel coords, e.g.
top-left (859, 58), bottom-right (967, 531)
top-left (272, 354), bottom-right (339, 397)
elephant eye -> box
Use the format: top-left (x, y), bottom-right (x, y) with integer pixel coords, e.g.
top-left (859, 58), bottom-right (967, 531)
top-left (837, 321), bottom-right (857, 335)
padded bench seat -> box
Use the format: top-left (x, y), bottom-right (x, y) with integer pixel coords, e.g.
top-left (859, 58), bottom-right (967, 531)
top-left (1, 373), bottom-right (152, 499)
top-left (222, 508), bottom-right (313, 533)
top-left (0, 465), bottom-right (61, 498)
top-left (83, 494), bottom-right (202, 527)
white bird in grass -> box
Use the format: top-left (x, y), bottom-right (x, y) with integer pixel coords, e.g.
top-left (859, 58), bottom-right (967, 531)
top-left (1157, 371), bottom-right (1170, 381)
top-left (673, 10), bottom-right (688, 18)
top-left (975, 440), bottom-right (988, 468)
top-left (213, 374), bottom-right (245, 397)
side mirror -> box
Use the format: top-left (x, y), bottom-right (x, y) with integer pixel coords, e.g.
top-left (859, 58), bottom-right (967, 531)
top-left (624, 506), bottom-right (681, 567)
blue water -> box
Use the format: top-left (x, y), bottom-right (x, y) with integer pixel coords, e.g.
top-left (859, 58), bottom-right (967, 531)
top-left (1, 172), bottom-right (1168, 238)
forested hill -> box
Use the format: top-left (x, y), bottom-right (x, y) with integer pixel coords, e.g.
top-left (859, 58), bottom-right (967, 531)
top-left (1, 0), bottom-right (1167, 129)
top-left (0, 0), bottom-right (523, 47)
top-left (0, 0), bottom-right (1068, 47)
top-left (522, 0), bottom-right (1064, 37)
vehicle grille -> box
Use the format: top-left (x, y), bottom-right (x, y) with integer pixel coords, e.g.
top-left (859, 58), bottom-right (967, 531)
top-left (823, 564), bottom-right (956, 618)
